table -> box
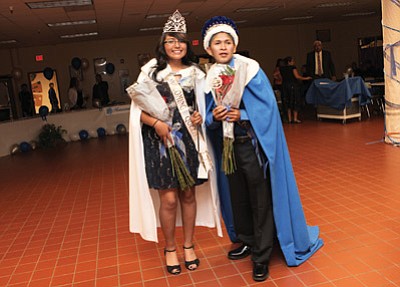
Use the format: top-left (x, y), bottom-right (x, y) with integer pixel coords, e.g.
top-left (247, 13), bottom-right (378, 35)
top-left (305, 76), bottom-right (372, 123)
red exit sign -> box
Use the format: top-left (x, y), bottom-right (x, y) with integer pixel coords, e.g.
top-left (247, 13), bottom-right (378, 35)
top-left (35, 55), bottom-right (43, 61)
top-left (192, 40), bottom-right (199, 46)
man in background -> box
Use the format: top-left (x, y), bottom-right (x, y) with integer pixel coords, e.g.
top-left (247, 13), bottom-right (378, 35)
top-left (19, 84), bottom-right (34, 117)
top-left (306, 40), bottom-right (336, 81)
top-left (92, 74), bottom-right (110, 107)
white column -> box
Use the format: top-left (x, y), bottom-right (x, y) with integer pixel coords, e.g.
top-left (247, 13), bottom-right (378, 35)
top-left (382, 0), bottom-right (400, 144)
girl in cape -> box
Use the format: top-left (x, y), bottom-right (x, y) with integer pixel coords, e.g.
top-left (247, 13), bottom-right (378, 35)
top-left (202, 16), bottom-right (323, 282)
top-left (128, 10), bottom-right (221, 276)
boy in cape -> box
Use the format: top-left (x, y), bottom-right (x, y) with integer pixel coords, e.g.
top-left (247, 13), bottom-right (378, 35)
top-left (202, 16), bottom-right (323, 282)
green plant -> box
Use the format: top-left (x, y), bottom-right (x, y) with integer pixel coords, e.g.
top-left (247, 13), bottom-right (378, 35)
top-left (38, 123), bottom-right (67, 148)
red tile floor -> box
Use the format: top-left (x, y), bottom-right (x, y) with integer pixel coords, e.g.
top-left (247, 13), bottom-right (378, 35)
top-left (1, 115), bottom-right (400, 287)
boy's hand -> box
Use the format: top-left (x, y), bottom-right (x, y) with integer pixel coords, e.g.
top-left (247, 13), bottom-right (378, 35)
top-left (212, 105), bottom-right (228, 121)
top-left (226, 108), bottom-right (241, 122)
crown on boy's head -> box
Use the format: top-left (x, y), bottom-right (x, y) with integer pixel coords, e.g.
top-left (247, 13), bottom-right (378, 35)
top-left (201, 16), bottom-right (238, 39)
top-left (163, 10), bottom-right (187, 34)
top-left (201, 16), bottom-right (239, 50)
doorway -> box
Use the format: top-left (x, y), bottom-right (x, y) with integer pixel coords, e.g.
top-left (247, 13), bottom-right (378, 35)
top-left (0, 77), bottom-right (17, 122)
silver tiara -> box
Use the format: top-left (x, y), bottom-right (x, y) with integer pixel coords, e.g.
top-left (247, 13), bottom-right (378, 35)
top-left (163, 10), bottom-right (187, 34)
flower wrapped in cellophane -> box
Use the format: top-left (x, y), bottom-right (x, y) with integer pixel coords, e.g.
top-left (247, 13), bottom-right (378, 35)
top-left (126, 79), bottom-right (170, 122)
top-left (127, 79), bottom-right (195, 191)
top-left (212, 64), bottom-right (237, 174)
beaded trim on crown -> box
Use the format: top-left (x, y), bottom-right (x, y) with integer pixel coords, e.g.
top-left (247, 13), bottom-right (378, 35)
top-left (201, 16), bottom-right (239, 50)
top-left (163, 10), bottom-right (187, 34)
top-left (201, 16), bottom-right (238, 40)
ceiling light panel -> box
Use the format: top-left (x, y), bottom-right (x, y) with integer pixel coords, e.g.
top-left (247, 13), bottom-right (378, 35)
top-left (47, 19), bottom-right (96, 27)
top-left (0, 40), bottom-right (17, 44)
top-left (139, 27), bottom-right (163, 31)
top-left (316, 2), bottom-right (354, 8)
top-left (145, 12), bottom-right (190, 19)
top-left (342, 11), bottom-right (376, 16)
top-left (60, 31), bottom-right (97, 38)
top-left (26, 0), bottom-right (93, 9)
top-left (235, 6), bottom-right (279, 12)
top-left (281, 16), bottom-right (314, 21)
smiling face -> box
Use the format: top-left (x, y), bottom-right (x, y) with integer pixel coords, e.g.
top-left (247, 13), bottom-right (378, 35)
top-left (206, 32), bottom-right (237, 64)
top-left (164, 35), bottom-right (187, 62)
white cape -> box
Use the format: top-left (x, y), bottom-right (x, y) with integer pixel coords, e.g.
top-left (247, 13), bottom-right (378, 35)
top-left (128, 59), bottom-right (222, 242)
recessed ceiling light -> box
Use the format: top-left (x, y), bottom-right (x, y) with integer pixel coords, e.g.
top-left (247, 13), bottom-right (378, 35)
top-left (0, 40), bottom-right (17, 44)
top-left (342, 11), bottom-right (376, 17)
top-left (26, 0), bottom-right (92, 9)
top-left (316, 2), bottom-right (353, 8)
top-left (47, 19), bottom-right (96, 27)
top-left (235, 6), bottom-right (279, 12)
top-left (60, 32), bottom-right (97, 38)
top-left (145, 12), bottom-right (190, 19)
top-left (139, 27), bottom-right (163, 31)
top-left (281, 16), bottom-right (314, 21)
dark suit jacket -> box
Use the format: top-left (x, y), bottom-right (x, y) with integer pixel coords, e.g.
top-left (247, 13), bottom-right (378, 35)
top-left (306, 50), bottom-right (336, 79)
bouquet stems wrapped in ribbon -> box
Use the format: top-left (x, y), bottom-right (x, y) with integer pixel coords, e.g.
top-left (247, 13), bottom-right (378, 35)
top-left (167, 141), bottom-right (195, 191)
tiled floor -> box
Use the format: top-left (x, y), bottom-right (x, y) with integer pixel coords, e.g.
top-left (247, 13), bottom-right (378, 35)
top-left (1, 115), bottom-right (399, 287)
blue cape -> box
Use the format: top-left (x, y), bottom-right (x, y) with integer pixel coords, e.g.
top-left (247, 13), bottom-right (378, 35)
top-left (206, 62), bottom-right (323, 266)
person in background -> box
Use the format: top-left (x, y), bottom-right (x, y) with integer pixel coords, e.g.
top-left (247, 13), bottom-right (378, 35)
top-left (280, 57), bottom-right (312, 123)
top-left (48, 82), bottom-right (59, 113)
top-left (272, 58), bottom-right (286, 121)
top-left (19, 83), bottom-right (34, 117)
top-left (68, 77), bottom-right (84, 110)
top-left (92, 74), bottom-right (110, 107)
top-left (127, 10), bottom-right (221, 276)
top-left (202, 16), bottom-right (323, 282)
top-left (306, 40), bottom-right (336, 81)
top-left (272, 58), bottom-right (284, 91)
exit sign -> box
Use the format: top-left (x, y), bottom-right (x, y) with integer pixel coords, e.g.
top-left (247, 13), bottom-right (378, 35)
top-left (35, 55), bottom-right (43, 61)
top-left (192, 40), bottom-right (199, 46)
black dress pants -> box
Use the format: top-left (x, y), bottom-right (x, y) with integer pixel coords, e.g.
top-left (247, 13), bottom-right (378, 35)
top-left (227, 138), bottom-right (274, 264)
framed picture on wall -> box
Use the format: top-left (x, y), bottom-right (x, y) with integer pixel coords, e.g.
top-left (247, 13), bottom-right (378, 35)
top-left (69, 65), bottom-right (83, 80)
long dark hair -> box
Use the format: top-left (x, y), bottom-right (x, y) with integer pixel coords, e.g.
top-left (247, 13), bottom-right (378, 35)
top-left (151, 32), bottom-right (198, 82)
top-left (283, 56), bottom-right (294, 66)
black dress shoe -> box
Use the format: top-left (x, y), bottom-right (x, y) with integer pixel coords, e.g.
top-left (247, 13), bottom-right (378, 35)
top-left (253, 263), bottom-right (269, 282)
top-left (227, 244), bottom-right (251, 260)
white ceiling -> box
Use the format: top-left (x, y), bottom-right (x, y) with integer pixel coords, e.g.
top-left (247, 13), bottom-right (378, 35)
top-left (0, 0), bottom-right (381, 49)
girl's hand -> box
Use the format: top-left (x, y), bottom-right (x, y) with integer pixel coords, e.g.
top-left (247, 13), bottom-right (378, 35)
top-left (191, 111), bottom-right (203, 126)
top-left (154, 121), bottom-right (172, 146)
top-left (212, 105), bottom-right (228, 121)
top-left (226, 107), bottom-right (241, 122)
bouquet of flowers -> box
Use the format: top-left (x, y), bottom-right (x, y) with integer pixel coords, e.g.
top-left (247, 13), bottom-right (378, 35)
top-left (212, 65), bottom-right (237, 174)
top-left (127, 79), bottom-right (195, 191)
top-left (126, 79), bottom-right (170, 122)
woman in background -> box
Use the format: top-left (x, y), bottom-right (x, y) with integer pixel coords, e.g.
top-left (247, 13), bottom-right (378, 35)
top-left (280, 56), bottom-right (312, 123)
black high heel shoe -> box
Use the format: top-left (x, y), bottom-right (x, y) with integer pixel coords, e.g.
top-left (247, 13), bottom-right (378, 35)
top-left (164, 249), bottom-right (181, 275)
top-left (183, 245), bottom-right (200, 271)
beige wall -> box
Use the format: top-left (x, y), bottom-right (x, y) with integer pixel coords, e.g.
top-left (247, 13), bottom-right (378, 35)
top-left (1, 15), bottom-right (382, 118)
